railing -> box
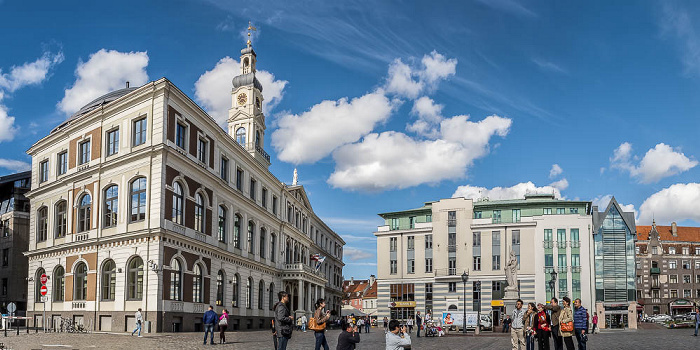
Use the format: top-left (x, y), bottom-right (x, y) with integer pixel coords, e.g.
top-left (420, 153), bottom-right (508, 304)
top-left (255, 144), bottom-right (271, 163)
top-left (571, 266), bottom-right (581, 273)
top-left (72, 302), bottom-right (86, 309)
top-left (74, 233), bottom-right (89, 242)
top-left (557, 266), bottom-right (568, 273)
top-left (194, 303), bottom-right (206, 313)
top-left (570, 241), bottom-right (580, 248)
top-left (170, 302), bottom-right (184, 311)
top-left (650, 267), bottom-right (661, 274)
top-left (543, 241), bottom-right (554, 249)
top-left (544, 266), bottom-right (554, 273)
top-left (651, 298), bottom-right (661, 304)
top-left (492, 218), bottom-right (501, 224)
top-left (447, 219), bottom-right (457, 226)
top-left (435, 268), bottom-right (458, 277)
top-left (556, 241), bottom-right (567, 249)
top-left (448, 244), bottom-right (456, 252)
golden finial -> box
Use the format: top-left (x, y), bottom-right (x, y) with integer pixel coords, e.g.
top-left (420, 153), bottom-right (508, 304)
top-left (247, 21), bottom-right (257, 47)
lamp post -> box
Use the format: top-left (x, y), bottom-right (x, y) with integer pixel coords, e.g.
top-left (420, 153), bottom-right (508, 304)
top-left (461, 270), bottom-right (469, 334)
top-left (549, 270), bottom-right (558, 299)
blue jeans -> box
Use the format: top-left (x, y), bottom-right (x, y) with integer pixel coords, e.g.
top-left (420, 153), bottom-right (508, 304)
top-left (131, 322), bottom-right (141, 336)
top-left (526, 333), bottom-right (536, 350)
top-left (302, 323), bottom-right (306, 332)
top-left (277, 335), bottom-right (289, 350)
top-left (695, 322), bottom-right (699, 336)
top-left (574, 329), bottom-right (586, 350)
top-left (366, 323), bottom-right (370, 333)
top-left (204, 323), bottom-right (215, 344)
top-left (314, 331), bottom-right (329, 350)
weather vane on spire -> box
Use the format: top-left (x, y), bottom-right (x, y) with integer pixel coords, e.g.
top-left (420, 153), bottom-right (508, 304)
top-left (247, 21), bottom-right (257, 47)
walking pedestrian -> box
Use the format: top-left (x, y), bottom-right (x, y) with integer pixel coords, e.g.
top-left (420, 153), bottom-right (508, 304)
top-left (502, 315), bottom-right (511, 333)
top-left (301, 314), bottom-right (308, 332)
top-left (545, 298), bottom-right (563, 350)
top-left (591, 313), bottom-right (598, 334)
top-left (523, 302), bottom-right (537, 350)
top-left (202, 305), bottom-right (217, 346)
top-left (274, 291), bottom-right (294, 350)
top-left (559, 297), bottom-right (575, 350)
top-left (131, 308), bottom-right (143, 337)
top-left (271, 319), bottom-right (278, 350)
top-left (219, 309), bottom-right (229, 344)
top-left (694, 306), bottom-right (700, 336)
top-left (536, 303), bottom-right (551, 350)
top-left (313, 298), bottom-right (331, 350)
top-left (365, 317), bottom-right (371, 333)
top-left (337, 322), bottom-right (361, 350)
top-left (385, 319), bottom-right (411, 350)
top-left (383, 317), bottom-right (389, 334)
top-left (573, 298), bottom-right (588, 350)
top-left (511, 299), bottom-right (526, 350)
top-left (406, 317), bottom-right (413, 333)
top-left (416, 312), bottom-right (422, 337)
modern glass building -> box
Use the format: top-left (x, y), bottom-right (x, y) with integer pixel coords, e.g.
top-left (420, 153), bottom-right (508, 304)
top-left (592, 197), bottom-right (637, 329)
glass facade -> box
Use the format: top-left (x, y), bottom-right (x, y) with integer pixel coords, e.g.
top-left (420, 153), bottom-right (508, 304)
top-left (594, 205), bottom-right (636, 302)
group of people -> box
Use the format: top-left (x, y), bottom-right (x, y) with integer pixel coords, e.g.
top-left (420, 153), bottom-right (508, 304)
top-left (510, 297), bottom-right (590, 350)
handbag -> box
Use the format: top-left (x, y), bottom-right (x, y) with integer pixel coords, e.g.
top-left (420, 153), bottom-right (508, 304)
top-left (219, 317), bottom-right (228, 326)
top-left (281, 327), bottom-right (293, 338)
top-left (560, 321), bottom-right (574, 332)
top-left (308, 316), bottom-right (326, 331)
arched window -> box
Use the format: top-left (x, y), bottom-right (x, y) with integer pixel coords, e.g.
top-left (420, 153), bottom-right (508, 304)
top-left (247, 221), bottom-right (255, 254)
top-left (104, 185), bottom-right (118, 228)
top-left (74, 262), bottom-right (88, 300)
top-left (195, 194), bottom-right (205, 233)
top-left (270, 233), bottom-right (276, 263)
top-left (232, 274), bottom-right (240, 308)
top-left (127, 257), bottom-right (144, 300)
top-left (101, 259), bottom-right (116, 300)
top-left (37, 207), bottom-right (48, 242)
top-left (294, 244), bottom-right (299, 263)
top-left (285, 240), bottom-right (291, 264)
top-left (236, 127), bottom-right (246, 146)
top-left (269, 282), bottom-right (275, 310)
top-left (233, 214), bottom-right (241, 248)
top-left (218, 206), bottom-right (227, 243)
top-left (172, 182), bottom-right (184, 225)
top-left (35, 268), bottom-right (45, 300)
top-left (53, 265), bottom-right (65, 301)
top-left (170, 259), bottom-right (182, 300)
top-left (255, 130), bottom-right (260, 147)
top-left (193, 264), bottom-right (203, 303)
top-left (216, 270), bottom-right (225, 306)
top-left (78, 194), bottom-right (92, 232)
top-left (259, 227), bottom-right (266, 258)
top-left (55, 201), bottom-right (67, 238)
top-left (130, 178), bottom-right (147, 222)
top-left (246, 277), bottom-right (253, 309)
top-left (258, 280), bottom-right (264, 310)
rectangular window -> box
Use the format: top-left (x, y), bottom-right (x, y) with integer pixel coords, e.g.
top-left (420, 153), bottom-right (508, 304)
top-left (425, 235), bottom-right (433, 249)
top-left (57, 151), bottom-right (67, 176)
top-left (570, 207), bottom-right (579, 214)
top-left (683, 275), bottom-right (691, 284)
top-left (425, 258), bottom-right (433, 273)
top-left (544, 229), bottom-right (553, 241)
top-left (472, 282), bottom-right (481, 312)
top-left (492, 231), bottom-right (501, 270)
top-left (473, 256), bottom-right (481, 271)
top-left (473, 232), bottom-right (481, 246)
top-left (669, 247), bottom-right (676, 254)
top-left (390, 237), bottom-right (397, 252)
top-left (449, 257), bottom-right (456, 275)
top-left (272, 196), bottom-right (278, 215)
top-left (557, 229), bottom-right (566, 242)
top-left (390, 218), bottom-right (399, 230)
top-left (558, 254), bottom-right (567, 267)
top-left (670, 275), bottom-right (678, 283)
top-left (493, 210), bottom-right (501, 223)
top-left (409, 216), bottom-right (416, 228)
top-left (236, 168), bottom-right (243, 191)
top-left (250, 178), bottom-right (256, 201)
top-left (133, 118), bottom-right (147, 146)
top-left (545, 254), bottom-right (553, 267)
top-left (79, 140), bottom-right (91, 165)
top-left (696, 248), bottom-right (700, 255)
top-left (39, 160), bottom-right (49, 183)
top-left (683, 260), bottom-right (690, 269)
top-left (683, 247), bottom-right (689, 255)
top-left (543, 208), bottom-right (552, 215)
top-left (390, 260), bottom-right (397, 274)
top-left (1, 279), bottom-right (6, 296)
top-left (474, 211), bottom-right (482, 219)
top-left (512, 230), bottom-right (520, 266)
top-left (512, 209), bottom-right (521, 223)
top-left (670, 290), bottom-right (678, 298)
top-left (407, 259), bottom-right (415, 274)
top-left (176, 123), bottom-right (187, 149)
top-left (449, 282), bottom-right (457, 293)
top-left (448, 232), bottom-right (456, 251)
top-left (198, 138), bottom-right (207, 163)
top-left (426, 214), bottom-right (432, 222)
top-left (106, 129), bottom-right (119, 156)
top-left (684, 289), bottom-right (692, 298)
top-left (407, 236), bottom-right (415, 250)
top-left (669, 260), bottom-right (677, 269)
top-left (570, 228), bottom-right (579, 241)
top-left (220, 157), bottom-right (228, 181)
top-left (261, 187), bottom-right (267, 208)
top-left (2, 249), bottom-right (7, 266)
top-left (571, 254), bottom-right (580, 267)
top-left (492, 281), bottom-right (504, 300)
top-left (556, 208), bottom-right (565, 214)
top-left (652, 246), bottom-right (658, 255)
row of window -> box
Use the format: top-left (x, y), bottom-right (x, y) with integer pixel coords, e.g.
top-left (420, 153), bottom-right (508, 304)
top-left (35, 178), bottom-right (148, 242)
top-left (39, 117), bottom-right (147, 183)
top-left (642, 246), bottom-right (700, 256)
top-left (473, 207), bottom-right (579, 220)
top-left (646, 259), bottom-right (700, 270)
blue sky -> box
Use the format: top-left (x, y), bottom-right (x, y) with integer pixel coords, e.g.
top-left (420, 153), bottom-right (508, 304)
top-left (1, 0), bottom-right (700, 279)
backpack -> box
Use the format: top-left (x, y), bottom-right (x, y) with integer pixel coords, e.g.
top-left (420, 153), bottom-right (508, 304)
top-left (308, 315), bottom-right (326, 331)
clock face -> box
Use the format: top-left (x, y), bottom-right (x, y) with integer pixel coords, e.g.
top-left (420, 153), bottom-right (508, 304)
top-left (255, 97), bottom-right (261, 109)
top-left (237, 93), bottom-right (247, 106)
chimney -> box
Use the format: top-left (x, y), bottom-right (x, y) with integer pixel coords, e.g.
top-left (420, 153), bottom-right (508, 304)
top-left (672, 222), bottom-right (677, 236)
top-left (350, 277), bottom-right (354, 285)
top-left (126, 81), bottom-right (130, 88)
top-left (370, 274), bottom-right (376, 286)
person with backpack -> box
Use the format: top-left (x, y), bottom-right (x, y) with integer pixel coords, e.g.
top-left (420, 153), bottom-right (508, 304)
top-left (274, 291), bottom-right (294, 350)
top-left (311, 298), bottom-right (331, 350)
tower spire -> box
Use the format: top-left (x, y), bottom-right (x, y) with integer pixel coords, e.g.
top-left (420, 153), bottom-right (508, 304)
top-left (247, 21), bottom-right (257, 47)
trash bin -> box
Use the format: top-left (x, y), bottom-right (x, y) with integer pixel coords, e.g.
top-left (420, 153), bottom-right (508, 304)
top-left (143, 320), bottom-right (151, 333)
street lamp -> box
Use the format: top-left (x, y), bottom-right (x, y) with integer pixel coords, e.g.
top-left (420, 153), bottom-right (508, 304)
top-left (461, 270), bottom-right (469, 334)
top-left (549, 270), bottom-right (558, 299)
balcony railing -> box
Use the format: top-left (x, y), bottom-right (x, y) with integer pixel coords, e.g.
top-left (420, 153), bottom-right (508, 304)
top-left (255, 144), bottom-right (271, 163)
top-left (543, 241), bottom-right (554, 249)
top-left (556, 241), bottom-right (567, 249)
top-left (557, 266), bottom-right (568, 273)
top-left (570, 266), bottom-right (581, 273)
top-left (72, 302), bottom-right (86, 309)
top-left (435, 268), bottom-right (459, 277)
top-left (650, 267), bottom-right (661, 274)
top-left (448, 244), bottom-right (456, 252)
top-left (544, 266), bottom-right (554, 273)
top-left (570, 241), bottom-right (581, 248)
top-left (492, 218), bottom-right (502, 224)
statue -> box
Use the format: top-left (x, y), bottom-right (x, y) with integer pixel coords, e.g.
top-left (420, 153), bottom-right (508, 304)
top-left (504, 249), bottom-right (518, 292)
top-left (292, 168), bottom-right (298, 186)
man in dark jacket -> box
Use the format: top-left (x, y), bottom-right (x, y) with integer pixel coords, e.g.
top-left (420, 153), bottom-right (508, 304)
top-left (202, 305), bottom-right (217, 345)
top-left (573, 298), bottom-right (588, 350)
top-left (545, 298), bottom-right (563, 350)
top-left (336, 322), bottom-right (360, 350)
top-left (275, 291), bottom-right (294, 350)
top-left (416, 312), bottom-right (422, 337)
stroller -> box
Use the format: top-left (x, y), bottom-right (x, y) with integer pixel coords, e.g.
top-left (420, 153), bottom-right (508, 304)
top-left (424, 320), bottom-right (440, 337)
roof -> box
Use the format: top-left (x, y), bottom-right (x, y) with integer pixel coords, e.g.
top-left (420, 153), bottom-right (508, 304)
top-left (342, 279), bottom-right (369, 300)
top-left (379, 203), bottom-right (433, 218)
top-left (364, 282), bottom-right (377, 299)
top-left (0, 171), bottom-right (31, 186)
top-left (592, 196), bottom-right (636, 235)
top-left (232, 72), bottom-right (263, 92)
top-left (637, 225), bottom-right (700, 242)
top-left (51, 87), bottom-right (138, 134)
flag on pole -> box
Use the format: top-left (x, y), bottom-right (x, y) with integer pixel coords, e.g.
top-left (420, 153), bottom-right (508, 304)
top-left (311, 254), bottom-right (326, 271)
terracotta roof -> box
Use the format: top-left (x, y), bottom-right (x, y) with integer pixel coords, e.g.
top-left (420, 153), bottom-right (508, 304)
top-left (637, 225), bottom-right (700, 242)
top-left (342, 280), bottom-right (369, 300)
top-left (364, 282), bottom-right (377, 299)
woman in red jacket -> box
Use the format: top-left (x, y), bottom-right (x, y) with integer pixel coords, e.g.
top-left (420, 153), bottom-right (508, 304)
top-left (536, 303), bottom-right (551, 350)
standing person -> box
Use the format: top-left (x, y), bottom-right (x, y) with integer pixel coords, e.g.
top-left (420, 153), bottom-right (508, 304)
top-left (416, 312), bottom-right (422, 338)
top-left (297, 317), bottom-right (302, 331)
top-left (559, 297), bottom-right (575, 350)
top-left (523, 303), bottom-right (537, 350)
top-left (274, 291), bottom-right (294, 350)
top-left (511, 299), bottom-right (526, 350)
top-left (503, 315), bottom-right (511, 333)
top-left (365, 317), bottom-right (371, 333)
top-left (383, 317), bottom-right (389, 334)
top-left (536, 303), bottom-right (551, 350)
top-left (202, 305), bottom-right (217, 346)
top-left (573, 299), bottom-right (588, 350)
top-left (695, 306), bottom-right (700, 336)
top-left (219, 309), bottom-right (229, 344)
top-left (271, 319), bottom-right (278, 350)
top-left (131, 308), bottom-right (143, 337)
top-left (313, 298), bottom-right (331, 350)
top-left (545, 298), bottom-right (562, 350)
top-left (385, 319), bottom-right (411, 350)
top-left (357, 317), bottom-right (364, 333)
top-left (406, 316), bottom-right (413, 333)
top-left (337, 322), bottom-right (361, 350)
top-left (301, 314), bottom-right (308, 333)
top-left (591, 313), bottom-right (598, 334)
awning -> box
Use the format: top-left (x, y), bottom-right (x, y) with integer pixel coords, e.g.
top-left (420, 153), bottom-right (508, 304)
top-left (341, 309), bottom-right (369, 317)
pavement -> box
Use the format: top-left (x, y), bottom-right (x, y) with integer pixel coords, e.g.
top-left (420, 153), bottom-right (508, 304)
top-left (0, 325), bottom-right (698, 349)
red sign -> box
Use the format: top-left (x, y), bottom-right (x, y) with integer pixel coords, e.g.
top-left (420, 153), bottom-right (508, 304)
top-left (40, 285), bottom-right (48, 296)
top-left (40, 274), bottom-right (48, 284)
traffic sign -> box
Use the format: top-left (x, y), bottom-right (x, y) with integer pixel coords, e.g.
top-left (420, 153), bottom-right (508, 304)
top-left (7, 302), bottom-right (16, 313)
top-left (40, 296), bottom-right (48, 302)
top-left (40, 274), bottom-right (48, 284)
top-left (40, 285), bottom-right (48, 296)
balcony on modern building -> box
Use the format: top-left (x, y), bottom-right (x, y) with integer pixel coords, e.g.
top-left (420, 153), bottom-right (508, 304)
top-left (570, 266), bottom-right (582, 273)
top-left (569, 240), bottom-right (581, 248)
top-left (557, 266), bottom-right (568, 273)
top-left (544, 266), bottom-right (555, 273)
top-left (473, 216), bottom-right (536, 226)
top-left (376, 222), bottom-right (433, 233)
top-left (543, 241), bottom-right (554, 249)
top-left (650, 267), bottom-right (661, 274)
top-left (434, 268), bottom-right (465, 280)
top-left (556, 241), bottom-right (567, 249)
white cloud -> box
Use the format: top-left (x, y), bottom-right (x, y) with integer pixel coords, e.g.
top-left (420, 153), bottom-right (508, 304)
top-left (0, 92), bottom-right (18, 142)
top-left (407, 96), bottom-right (443, 136)
top-left (638, 183), bottom-right (700, 224)
top-left (531, 58), bottom-right (568, 74)
top-left (194, 57), bottom-right (288, 126)
top-left (344, 247), bottom-right (375, 261)
top-left (272, 90), bottom-right (397, 164)
top-left (549, 178), bottom-right (569, 191)
top-left (328, 115), bottom-right (511, 191)
top-left (549, 164), bottom-right (563, 178)
top-left (453, 181), bottom-right (562, 200)
top-left (660, 3), bottom-right (700, 77)
top-left (0, 51), bottom-right (64, 92)
top-left (384, 51), bottom-right (457, 99)
top-left (57, 49), bottom-right (149, 115)
top-left (0, 158), bottom-right (30, 172)
top-left (610, 142), bottom-right (698, 183)
top-left (592, 194), bottom-right (637, 219)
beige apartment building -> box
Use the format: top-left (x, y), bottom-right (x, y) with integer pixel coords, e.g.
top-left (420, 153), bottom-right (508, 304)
top-left (25, 41), bottom-right (344, 332)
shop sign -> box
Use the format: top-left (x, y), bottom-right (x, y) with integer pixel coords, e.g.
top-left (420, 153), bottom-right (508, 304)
top-left (491, 300), bottom-right (504, 307)
top-left (388, 301), bottom-right (417, 308)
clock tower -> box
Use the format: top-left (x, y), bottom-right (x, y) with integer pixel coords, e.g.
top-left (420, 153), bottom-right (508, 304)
top-left (228, 39), bottom-right (270, 167)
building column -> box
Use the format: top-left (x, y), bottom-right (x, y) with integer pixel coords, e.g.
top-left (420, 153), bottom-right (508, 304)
top-left (298, 279), bottom-right (304, 312)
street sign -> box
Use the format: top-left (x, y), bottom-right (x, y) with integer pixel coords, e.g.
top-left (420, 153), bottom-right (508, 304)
top-left (7, 302), bottom-right (16, 313)
top-left (40, 296), bottom-right (48, 302)
top-left (40, 285), bottom-right (48, 296)
top-left (40, 274), bottom-right (48, 284)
